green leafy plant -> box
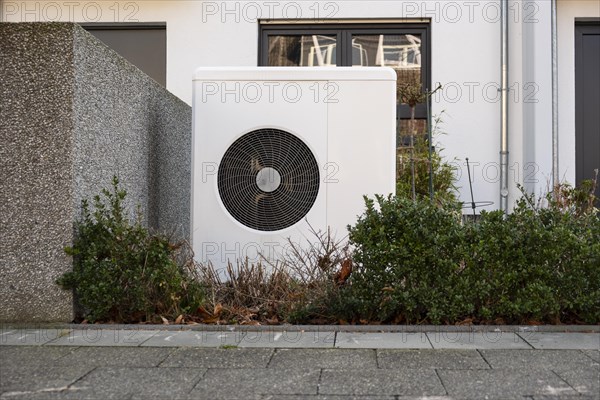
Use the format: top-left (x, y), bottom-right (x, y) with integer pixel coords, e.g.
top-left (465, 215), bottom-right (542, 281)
top-left (396, 130), bottom-right (458, 205)
top-left (344, 179), bottom-right (600, 325)
top-left (346, 195), bottom-right (468, 324)
top-left (396, 81), bottom-right (455, 204)
top-left (57, 176), bottom-right (204, 323)
top-left (462, 182), bottom-right (600, 324)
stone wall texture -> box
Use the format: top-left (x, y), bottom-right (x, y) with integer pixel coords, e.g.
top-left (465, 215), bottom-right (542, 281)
top-left (0, 23), bottom-right (192, 322)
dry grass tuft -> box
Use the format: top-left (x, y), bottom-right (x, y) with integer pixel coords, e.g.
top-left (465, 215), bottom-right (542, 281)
top-left (196, 227), bottom-right (351, 325)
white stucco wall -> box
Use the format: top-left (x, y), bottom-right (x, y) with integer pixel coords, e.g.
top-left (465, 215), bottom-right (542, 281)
top-left (2, 0), bottom-right (596, 211)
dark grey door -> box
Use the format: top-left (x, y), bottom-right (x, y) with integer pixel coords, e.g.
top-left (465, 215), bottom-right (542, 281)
top-left (82, 23), bottom-right (166, 86)
top-left (575, 22), bottom-right (600, 198)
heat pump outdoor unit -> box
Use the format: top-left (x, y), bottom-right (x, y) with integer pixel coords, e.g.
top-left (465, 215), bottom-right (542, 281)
top-left (192, 67), bottom-right (396, 268)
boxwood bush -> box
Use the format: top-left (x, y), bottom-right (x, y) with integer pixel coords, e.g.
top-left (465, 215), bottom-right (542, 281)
top-left (346, 195), bottom-right (469, 324)
top-left (345, 184), bottom-right (600, 324)
top-left (462, 198), bottom-right (599, 324)
top-left (57, 177), bottom-right (204, 323)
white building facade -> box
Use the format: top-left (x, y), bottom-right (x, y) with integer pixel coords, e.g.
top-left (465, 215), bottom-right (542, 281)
top-left (3, 0), bottom-right (599, 211)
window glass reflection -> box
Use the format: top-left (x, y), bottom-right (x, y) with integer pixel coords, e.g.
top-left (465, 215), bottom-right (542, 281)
top-left (351, 34), bottom-right (421, 69)
top-left (268, 35), bottom-right (337, 66)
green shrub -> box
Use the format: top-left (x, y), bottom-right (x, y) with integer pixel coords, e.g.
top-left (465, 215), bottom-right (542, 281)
top-left (57, 177), bottom-right (204, 323)
top-left (346, 196), bottom-right (468, 324)
top-left (396, 134), bottom-right (458, 204)
top-left (463, 187), bottom-right (600, 323)
top-left (462, 207), bottom-right (561, 323)
top-left (344, 182), bottom-right (600, 325)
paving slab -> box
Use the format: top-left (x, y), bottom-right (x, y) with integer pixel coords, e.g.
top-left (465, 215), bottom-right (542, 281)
top-left (319, 368), bottom-right (445, 396)
top-left (0, 329), bottom-right (67, 346)
top-left (335, 332), bottom-right (431, 349)
top-left (189, 368), bottom-right (320, 397)
top-left (0, 365), bottom-right (94, 396)
top-left (44, 329), bottom-right (157, 347)
top-left (377, 349), bottom-right (490, 369)
top-left (533, 396), bottom-right (599, 400)
top-left (239, 330), bottom-right (335, 348)
top-left (160, 347), bottom-right (273, 368)
top-left (52, 346), bottom-right (174, 367)
top-left (67, 366), bottom-right (203, 399)
top-left (140, 330), bottom-right (242, 347)
top-left (268, 348), bottom-right (377, 369)
top-left (261, 396), bottom-right (397, 400)
top-left (427, 331), bottom-right (531, 349)
top-left (553, 365), bottom-right (600, 397)
top-left (480, 349), bottom-right (599, 369)
top-left (0, 346), bottom-right (75, 366)
top-left (518, 332), bottom-right (600, 350)
top-left (437, 369), bottom-right (578, 398)
top-left (0, 392), bottom-right (84, 399)
top-left (582, 349), bottom-right (600, 362)
top-left (179, 394), bottom-right (262, 400)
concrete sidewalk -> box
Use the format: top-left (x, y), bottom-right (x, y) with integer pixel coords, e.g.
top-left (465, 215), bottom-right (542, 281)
top-left (1, 327), bottom-right (598, 399)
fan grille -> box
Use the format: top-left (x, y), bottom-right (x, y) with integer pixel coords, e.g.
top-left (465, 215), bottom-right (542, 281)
top-left (217, 128), bottom-right (320, 232)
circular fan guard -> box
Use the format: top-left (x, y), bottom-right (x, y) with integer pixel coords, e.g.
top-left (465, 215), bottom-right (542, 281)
top-left (217, 128), bottom-right (320, 231)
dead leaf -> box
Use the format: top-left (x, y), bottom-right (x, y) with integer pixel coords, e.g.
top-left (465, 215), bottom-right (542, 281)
top-left (335, 259), bottom-right (353, 285)
top-left (457, 318), bottom-right (474, 326)
top-left (160, 316), bottom-right (169, 325)
top-left (196, 306), bottom-right (213, 319)
top-left (202, 316), bottom-right (221, 324)
top-left (175, 315), bottom-right (184, 324)
top-left (196, 306), bottom-right (207, 315)
top-left (213, 303), bottom-right (223, 317)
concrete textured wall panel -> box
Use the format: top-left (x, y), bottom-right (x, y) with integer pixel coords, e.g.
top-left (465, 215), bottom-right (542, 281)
top-left (0, 23), bottom-right (192, 322)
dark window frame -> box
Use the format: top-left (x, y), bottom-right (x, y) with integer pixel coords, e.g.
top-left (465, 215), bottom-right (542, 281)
top-left (79, 22), bottom-right (167, 30)
top-left (574, 19), bottom-right (600, 196)
top-left (258, 22), bottom-right (431, 119)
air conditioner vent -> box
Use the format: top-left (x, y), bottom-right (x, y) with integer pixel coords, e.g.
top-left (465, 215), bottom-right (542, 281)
top-left (217, 128), bottom-right (320, 231)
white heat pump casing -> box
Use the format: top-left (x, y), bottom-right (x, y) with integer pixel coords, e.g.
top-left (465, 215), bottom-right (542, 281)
top-left (192, 67), bottom-right (396, 268)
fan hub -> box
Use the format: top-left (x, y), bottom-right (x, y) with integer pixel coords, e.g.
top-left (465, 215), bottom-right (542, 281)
top-left (256, 167), bottom-right (281, 193)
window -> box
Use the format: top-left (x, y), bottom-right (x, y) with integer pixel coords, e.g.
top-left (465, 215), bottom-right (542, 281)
top-left (82, 23), bottom-right (167, 86)
top-left (259, 23), bottom-right (431, 127)
top-left (575, 21), bottom-right (600, 203)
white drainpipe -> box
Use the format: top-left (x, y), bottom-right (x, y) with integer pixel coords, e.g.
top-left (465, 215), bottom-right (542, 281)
top-left (551, 0), bottom-right (559, 187)
top-left (500, 0), bottom-right (509, 213)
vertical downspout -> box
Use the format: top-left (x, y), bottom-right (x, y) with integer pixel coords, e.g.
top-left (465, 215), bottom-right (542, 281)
top-left (551, 0), bottom-right (559, 187)
top-left (500, 0), bottom-right (509, 213)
